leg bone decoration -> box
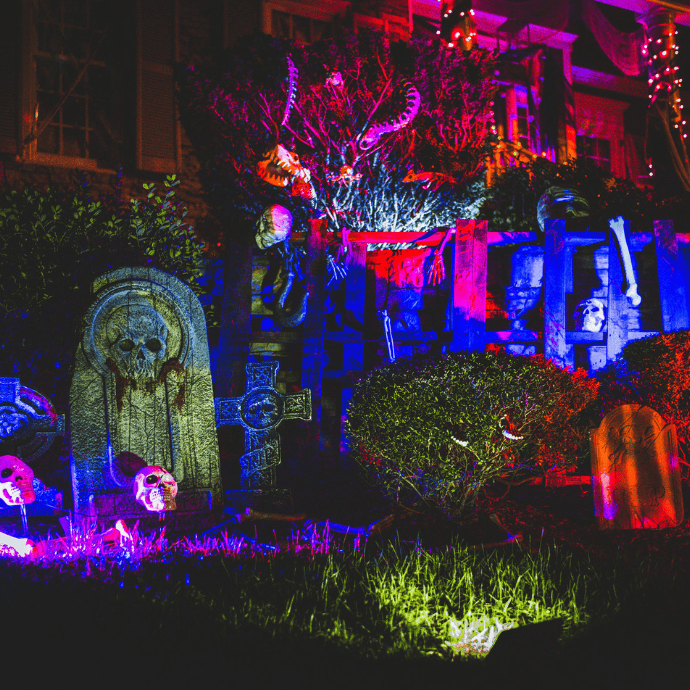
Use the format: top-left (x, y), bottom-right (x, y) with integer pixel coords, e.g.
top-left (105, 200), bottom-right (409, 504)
top-left (609, 216), bottom-right (641, 306)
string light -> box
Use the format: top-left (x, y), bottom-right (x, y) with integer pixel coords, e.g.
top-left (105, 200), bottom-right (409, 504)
top-left (643, 18), bottom-right (688, 182)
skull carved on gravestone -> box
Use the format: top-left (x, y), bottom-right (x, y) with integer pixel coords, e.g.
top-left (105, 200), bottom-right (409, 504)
top-left (107, 305), bottom-right (168, 381)
top-left (574, 298), bottom-right (606, 333)
top-left (255, 205), bottom-right (293, 250)
top-left (242, 390), bottom-right (282, 429)
top-left (0, 455), bottom-right (36, 506)
top-left (133, 465), bottom-right (178, 512)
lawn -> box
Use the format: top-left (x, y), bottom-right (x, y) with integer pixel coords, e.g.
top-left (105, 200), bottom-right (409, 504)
top-left (1, 480), bottom-right (688, 686)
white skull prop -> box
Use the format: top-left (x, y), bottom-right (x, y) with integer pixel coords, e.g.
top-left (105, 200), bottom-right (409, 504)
top-left (0, 455), bottom-right (36, 506)
top-left (107, 305), bottom-right (168, 380)
top-left (133, 465), bottom-right (178, 512)
top-left (256, 205), bottom-right (293, 250)
top-left (575, 298), bottom-right (606, 333)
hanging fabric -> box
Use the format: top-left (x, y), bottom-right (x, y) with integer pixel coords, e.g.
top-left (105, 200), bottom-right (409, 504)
top-left (581, 0), bottom-right (644, 77)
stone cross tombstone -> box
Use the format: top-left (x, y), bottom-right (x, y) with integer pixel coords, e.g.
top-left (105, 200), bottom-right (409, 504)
top-left (0, 378), bottom-right (65, 460)
top-left (215, 361), bottom-right (311, 506)
top-left (590, 404), bottom-right (684, 529)
top-left (0, 378), bottom-right (65, 517)
top-left (70, 267), bottom-right (221, 521)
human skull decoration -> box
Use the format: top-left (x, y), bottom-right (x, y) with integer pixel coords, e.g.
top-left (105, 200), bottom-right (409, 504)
top-left (107, 305), bottom-right (168, 380)
top-left (574, 298), bottom-right (606, 333)
top-left (256, 205), bottom-right (293, 250)
top-left (0, 455), bottom-right (36, 506)
top-left (133, 465), bottom-right (178, 512)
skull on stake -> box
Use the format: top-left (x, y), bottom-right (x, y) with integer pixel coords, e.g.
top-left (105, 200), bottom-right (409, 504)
top-left (255, 205), bottom-right (293, 250)
top-left (133, 465), bottom-right (178, 512)
top-left (0, 455), bottom-right (36, 506)
top-left (107, 305), bottom-right (168, 380)
top-left (574, 298), bottom-right (606, 333)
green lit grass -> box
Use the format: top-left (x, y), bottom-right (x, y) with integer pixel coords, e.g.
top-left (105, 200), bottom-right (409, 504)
top-left (0, 530), bottom-right (670, 665)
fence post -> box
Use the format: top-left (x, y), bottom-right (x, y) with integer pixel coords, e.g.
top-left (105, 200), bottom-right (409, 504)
top-left (654, 219), bottom-right (690, 332)
top-left (216, 240), bottom-right (253, 397)
top-left (340, 242), bottom-right (367, 468)
top-left (450, 219), bottom-right (488, 352)
top-left (544, 219), bottom-right (569, 368)
top-left (301, 219), bottom-right (328, 470)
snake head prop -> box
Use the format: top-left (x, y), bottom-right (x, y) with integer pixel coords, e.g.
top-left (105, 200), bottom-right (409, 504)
top-left (257, 144), bottom-right (311, 187)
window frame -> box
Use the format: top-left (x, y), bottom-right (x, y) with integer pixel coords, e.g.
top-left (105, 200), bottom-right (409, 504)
top-left (22, 0), bottom-right (116, 172)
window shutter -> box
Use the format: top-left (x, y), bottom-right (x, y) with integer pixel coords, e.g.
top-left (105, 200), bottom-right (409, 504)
top-left (137, 0), bottom-right (179, 172)
top-left (0, 2), bottom-right (21, 155)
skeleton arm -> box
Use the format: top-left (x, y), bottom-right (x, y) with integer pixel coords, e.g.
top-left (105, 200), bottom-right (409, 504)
top-left (609, 216), bottom-right (641, 307)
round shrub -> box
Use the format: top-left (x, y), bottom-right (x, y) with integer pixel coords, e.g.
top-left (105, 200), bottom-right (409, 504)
top-left (345, 350), bottom-right (598, 517)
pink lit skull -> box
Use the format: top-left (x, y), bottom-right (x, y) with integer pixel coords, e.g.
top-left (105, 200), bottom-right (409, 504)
top-left (133, 465), bottom-right (178, 512)
top-left (0, 455), bottom-right (36, 506)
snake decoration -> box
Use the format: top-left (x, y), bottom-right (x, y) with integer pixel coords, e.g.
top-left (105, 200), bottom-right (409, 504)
top-left (359, 81), bottom-right (421, 151)
top-left (274, 257), bottom-right (309, 328)
top-left (281, 55), bottom-right (298, 126)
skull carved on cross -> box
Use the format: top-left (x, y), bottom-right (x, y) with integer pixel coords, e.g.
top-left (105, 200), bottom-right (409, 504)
top-left (133, 465), bottom-right (178, 512)
top-left (0, 455), bottom-right (36, 506)
top-left (107, 305), bottom-right (169, 381)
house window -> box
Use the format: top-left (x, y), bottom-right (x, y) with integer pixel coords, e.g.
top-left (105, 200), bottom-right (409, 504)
top-left (271, 10), bottom-right (332, 43)
top-left (32, 0), bottom-right (120, 166)
top-left (514, 85), bottom-right (531, 150)
top-left (577, 135), bottom-right (611, 171)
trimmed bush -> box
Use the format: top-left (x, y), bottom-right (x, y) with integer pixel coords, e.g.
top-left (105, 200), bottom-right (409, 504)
top-left (345, 351), bottom-right (598, 518)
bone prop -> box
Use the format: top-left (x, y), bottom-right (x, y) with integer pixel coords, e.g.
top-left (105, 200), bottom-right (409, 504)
top-left (377, 309), bottom-right (396, 362)
top-left (235, 507), bottom-right (306, 524)
top-left (0, 531), bottom-right (35, 558)
top-left (609, 217), bottom-right (641, 306)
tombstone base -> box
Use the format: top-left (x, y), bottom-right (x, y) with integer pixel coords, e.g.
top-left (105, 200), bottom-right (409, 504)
top-left (88, 489), bottom-right (213, 530)
top-left (224, 489), bottom-right (293, 514)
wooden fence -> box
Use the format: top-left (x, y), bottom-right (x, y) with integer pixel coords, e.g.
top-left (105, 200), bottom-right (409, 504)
top-left (212, 218), bottom-right (690, 469)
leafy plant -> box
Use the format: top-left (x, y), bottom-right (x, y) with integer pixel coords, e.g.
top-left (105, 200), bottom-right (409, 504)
top-left (0, 171), bottom-right (207, 411)
top-left (345, 350), bottom-right (598, 517)
top-left (477, 156), bottom-right (656, 234)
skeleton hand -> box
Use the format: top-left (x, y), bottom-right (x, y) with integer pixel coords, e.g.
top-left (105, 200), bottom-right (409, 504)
top-left (335, 227), bottom-right (353, 265)
top-left (326, 252), bottom-right (348, 289)
top-left (425, 253), bottom-right (445, 286)
top-left (424, 226), bottom-right (453, 287)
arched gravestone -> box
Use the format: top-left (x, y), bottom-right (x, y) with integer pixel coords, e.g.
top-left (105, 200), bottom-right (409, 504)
top-left (70, 267), bottom-right (221, 518)
top-left (590, 405), bottom-right (683, 529)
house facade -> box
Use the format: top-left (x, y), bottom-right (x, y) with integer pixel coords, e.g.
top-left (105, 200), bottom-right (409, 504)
top-left (1, 1), bottom-right (688, 213)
